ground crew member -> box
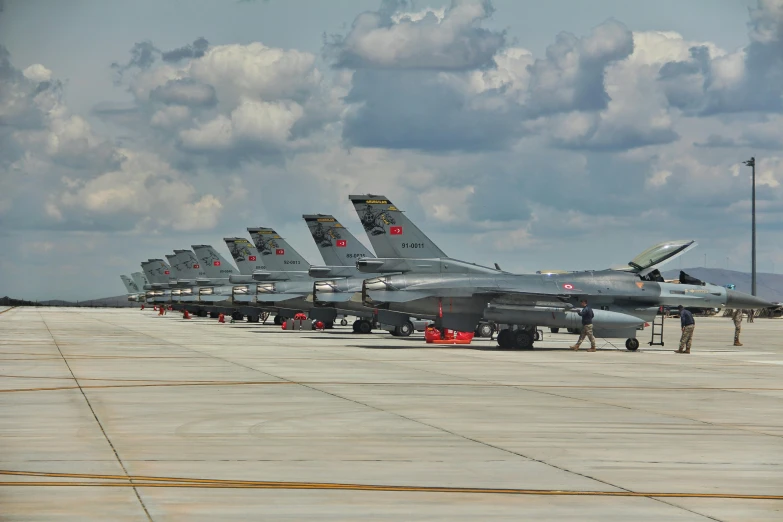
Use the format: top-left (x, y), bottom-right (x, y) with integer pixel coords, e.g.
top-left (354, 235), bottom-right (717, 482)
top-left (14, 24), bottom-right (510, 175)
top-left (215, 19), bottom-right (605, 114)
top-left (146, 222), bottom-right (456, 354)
top-left (732, 309), bottom-right (743, 346)
top-left (747, 309), bottom-right (755, 323)
top-left (675, 305), bottom-right (695, 354)
top-left (570, 299), bottom-right (596, 352)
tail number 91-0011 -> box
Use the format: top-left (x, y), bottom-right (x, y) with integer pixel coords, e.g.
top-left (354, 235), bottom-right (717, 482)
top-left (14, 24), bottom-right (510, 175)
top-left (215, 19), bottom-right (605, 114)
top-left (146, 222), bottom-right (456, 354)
top-left (401, 243), bottom-right (425, 249)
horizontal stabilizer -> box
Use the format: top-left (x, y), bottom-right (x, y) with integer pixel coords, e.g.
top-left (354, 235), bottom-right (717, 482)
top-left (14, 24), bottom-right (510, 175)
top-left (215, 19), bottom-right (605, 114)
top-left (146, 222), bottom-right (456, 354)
top-left (257, 294), bottom-right (309, 303)
top-left (314, 293), bottom-right (356, 303)
top-left (366, 290), bottom-right (433, 303)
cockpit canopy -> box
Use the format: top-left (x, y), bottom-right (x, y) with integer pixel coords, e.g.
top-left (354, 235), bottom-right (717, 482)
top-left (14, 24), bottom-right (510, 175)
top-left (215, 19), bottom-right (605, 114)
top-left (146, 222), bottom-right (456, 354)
top-left (613, 240), bottom-right (697, 280)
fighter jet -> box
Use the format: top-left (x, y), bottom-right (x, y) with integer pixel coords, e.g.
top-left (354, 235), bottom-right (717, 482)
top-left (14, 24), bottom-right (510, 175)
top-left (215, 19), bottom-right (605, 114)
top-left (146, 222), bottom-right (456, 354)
top-left (361, 239), bottom-right (773, 350)
top-left (311, 196), bottom-right (502, 336)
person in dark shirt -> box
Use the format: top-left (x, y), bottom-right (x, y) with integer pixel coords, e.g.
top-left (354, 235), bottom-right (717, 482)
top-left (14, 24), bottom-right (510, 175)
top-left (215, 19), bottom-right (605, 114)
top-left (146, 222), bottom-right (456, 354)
top-left (570, 299), bottom-right (596, 352)
top-left (676, 305), bottom-right (695, 354)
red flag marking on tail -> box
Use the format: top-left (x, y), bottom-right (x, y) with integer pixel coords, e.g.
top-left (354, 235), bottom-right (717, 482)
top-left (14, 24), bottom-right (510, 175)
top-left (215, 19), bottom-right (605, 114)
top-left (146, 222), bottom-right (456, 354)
top-left (276, 249), bottom-right (285, 255)
top-left (213, 261), bottom-right (221, 266)
top-left (336, 240), bottom-right (347, 247)
top-left (390, 226), bottom-right (403, 235)
top-left (248, 255), bottom-right (257, 261)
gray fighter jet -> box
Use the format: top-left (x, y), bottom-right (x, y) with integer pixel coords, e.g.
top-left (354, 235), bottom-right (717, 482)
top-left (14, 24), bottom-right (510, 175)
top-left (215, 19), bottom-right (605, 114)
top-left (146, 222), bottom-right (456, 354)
top-left (311, 196), bottom-right (504, 335)
top-left (361, 240), bottom-right (773, 350)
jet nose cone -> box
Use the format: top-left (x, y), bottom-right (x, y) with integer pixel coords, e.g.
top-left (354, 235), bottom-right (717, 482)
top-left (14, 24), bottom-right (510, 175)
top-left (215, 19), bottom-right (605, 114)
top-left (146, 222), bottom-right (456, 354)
top-left (726, 289), bottom-right (775, 310)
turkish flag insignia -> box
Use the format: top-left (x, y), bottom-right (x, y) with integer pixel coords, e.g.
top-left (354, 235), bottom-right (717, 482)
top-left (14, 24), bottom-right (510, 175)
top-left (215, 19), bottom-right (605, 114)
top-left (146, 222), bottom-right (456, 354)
top-left (390, 226), bottom-right (403, 235)
top-left (213, 260), bottom-right (221, 266)
top-left (193, 264), bottom-right (200, 269)
top-left (336, 240), bottom-right (347, 247)
top-left (164, 270), bottom-right (170, 275)
top-left (276, 249), bottom-right (285, 255)
top-left (248, 255), bottom-right (257, 261)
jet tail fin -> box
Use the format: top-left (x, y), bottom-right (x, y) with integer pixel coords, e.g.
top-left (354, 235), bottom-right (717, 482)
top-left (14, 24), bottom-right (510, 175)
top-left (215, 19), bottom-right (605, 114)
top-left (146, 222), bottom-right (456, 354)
top-left (131, 272), bottom-right (148, 289)
top-left (247, 227), bottom-right (310, 272)
top-left (224, 237), bottom-right (267, 275)
top-left (348, 194), bottom-right (447, 259)
top-left (141, 259), bottom-right (172, 284)
top-left (303, 214), bottom-right (375, 266)
top-left (120, 275), bottom-right (139, 293)
top-left (192, 245), bottom-right (239, 278)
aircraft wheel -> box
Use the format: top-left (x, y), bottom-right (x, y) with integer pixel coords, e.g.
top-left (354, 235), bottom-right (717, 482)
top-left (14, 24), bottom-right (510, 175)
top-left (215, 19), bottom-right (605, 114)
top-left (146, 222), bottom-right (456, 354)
top-left (497, 329), bottom-right (513, 349)
top-left (209, 312), bottom-right (219, 319)
top-left (273, 315), bottom-right (283, 325)
top-left (352, 319), bottom-right (361, 332)
top-left (324, 320), bottom-right (334, 329)
top-left (340, 318), bottom-right (348, 326)
top-left (625, 338), bottom-right (640, 351)
top-left (357, 320), bottom-right (372, 334)
top-left (232, 312), bottom-right (244, 321)
top-left (395, 321), bottom-right (414, 337)
top-left (533, 330), bottom-right (541, 341)
top-left (476, 323), bottom-right (494, 338)
top-left (247, 315), bottom-right (259, 323)
top-left (550, 327), bottom-right (560, 333)
top-left (197, 310), bottom-right (208, 318)
top-left (567, 327), bottom-right (580, 334)
top-left (513, 330), bottom-right (534, 350)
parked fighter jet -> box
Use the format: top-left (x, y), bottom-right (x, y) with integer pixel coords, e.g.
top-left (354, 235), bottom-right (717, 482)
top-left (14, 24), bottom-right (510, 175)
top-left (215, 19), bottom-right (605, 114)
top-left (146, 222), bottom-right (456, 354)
top-left (311, 196), bottom-right (501, 336)
top-left (362, 240), bottom-right (773, 350)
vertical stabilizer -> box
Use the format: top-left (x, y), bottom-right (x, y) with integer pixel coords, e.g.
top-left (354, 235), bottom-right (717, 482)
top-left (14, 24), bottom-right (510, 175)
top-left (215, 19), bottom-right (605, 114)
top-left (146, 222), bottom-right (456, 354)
top-left (141, 259), bottom-right (172, 284)
top-left (165, 253), bottom-right (185, 277)
top-left (247, 227), bottom-right (310, 272)
top-left (303, 214), bottom-right (375, 266)
top-left (120, 275), bottom-right (139, 293)
top-left (173, 249), bottom-right (206, 279)
top-left (348, 194), bottom-right (447, 259)
top-left (224, 237), bottom-right (266, 275)
top-left (191, 245), bottom-right (239, 278)
top-left (131, 272), bottom-right (148, 289)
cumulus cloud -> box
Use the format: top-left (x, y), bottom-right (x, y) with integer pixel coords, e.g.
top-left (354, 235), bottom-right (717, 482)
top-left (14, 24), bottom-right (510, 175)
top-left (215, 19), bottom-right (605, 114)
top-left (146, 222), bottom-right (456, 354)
top-left (656, 0), bottom-right (783, 115)
top-left (150, 79), bottom-right (217, 107)
top-left (162, 37), bottom-right (209, 63)
top-left (0, 45), bottom-right (223, 233)
top-left (524, 19), bottom-right (634, 117)
top-left (326, 0), bottom-right (505, 70)
top-left (57, 150), bottom-right (223, 231)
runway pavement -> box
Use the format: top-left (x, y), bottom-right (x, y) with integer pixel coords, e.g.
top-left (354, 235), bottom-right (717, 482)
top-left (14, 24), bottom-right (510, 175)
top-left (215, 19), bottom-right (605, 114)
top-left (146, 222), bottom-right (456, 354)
top-left (1, 307), bottom-right (781, 521)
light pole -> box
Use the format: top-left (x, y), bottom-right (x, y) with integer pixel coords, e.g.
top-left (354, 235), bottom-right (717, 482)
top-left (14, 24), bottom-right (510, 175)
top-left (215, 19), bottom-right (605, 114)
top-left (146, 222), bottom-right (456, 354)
top-left (743, 157), bottom-right (756, 296)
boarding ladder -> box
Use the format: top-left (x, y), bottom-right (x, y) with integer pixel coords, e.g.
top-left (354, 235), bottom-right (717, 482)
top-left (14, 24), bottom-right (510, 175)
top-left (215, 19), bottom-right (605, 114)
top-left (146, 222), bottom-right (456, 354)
top-left (649, 308), bottom-right (665, 346)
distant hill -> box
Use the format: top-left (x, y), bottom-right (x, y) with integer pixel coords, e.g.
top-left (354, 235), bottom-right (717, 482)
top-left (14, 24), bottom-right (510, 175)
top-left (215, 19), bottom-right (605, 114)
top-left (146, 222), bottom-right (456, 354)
top-left (4, 295), bottom-right (137, 308)
top-left (0, 296), bottom-right (43, 307)
top-left (662, 268), bottom-right (783, 303)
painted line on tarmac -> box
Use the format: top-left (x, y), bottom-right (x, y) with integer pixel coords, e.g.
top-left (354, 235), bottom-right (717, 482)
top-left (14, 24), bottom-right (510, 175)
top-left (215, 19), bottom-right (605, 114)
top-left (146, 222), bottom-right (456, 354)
top-left (0, 471), bottom-right (780, 500)
top-left (0, 307), bottom-right (17, 316)
top-left (3, 378), bottom-right (783, 394)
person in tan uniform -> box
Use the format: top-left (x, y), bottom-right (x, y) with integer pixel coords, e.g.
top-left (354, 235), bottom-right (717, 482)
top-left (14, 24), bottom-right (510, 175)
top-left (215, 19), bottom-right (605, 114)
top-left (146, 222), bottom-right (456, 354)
top-left (732, 308), bottom-right (743, 346)
top-left (675, 305), bottom-right (695, 354)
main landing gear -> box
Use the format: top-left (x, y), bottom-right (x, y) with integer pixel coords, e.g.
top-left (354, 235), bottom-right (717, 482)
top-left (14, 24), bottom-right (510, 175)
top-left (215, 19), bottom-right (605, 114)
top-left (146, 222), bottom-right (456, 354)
top-left (497, 327), bottom-right (535, 350)
top-left (352, 319), bottom-right (373, 334)
top-left (625, 338), bottom-right (640, 351)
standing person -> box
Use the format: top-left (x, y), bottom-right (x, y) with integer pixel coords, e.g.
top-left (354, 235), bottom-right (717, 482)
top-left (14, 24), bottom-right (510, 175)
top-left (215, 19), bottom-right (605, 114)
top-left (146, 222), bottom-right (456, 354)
top-left (570, 299), bottom-right (596, 352)
top-left (747, 309), bottom-right (755, 323)
top-left (675, 305), bottom-right (695, 354)
top-left (732, 309), bottom-right (743, 346)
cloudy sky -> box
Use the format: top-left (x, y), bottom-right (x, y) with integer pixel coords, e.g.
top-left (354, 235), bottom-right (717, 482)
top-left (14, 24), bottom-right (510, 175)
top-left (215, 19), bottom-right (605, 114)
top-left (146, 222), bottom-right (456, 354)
top-left (1, 0), bottom-right (781, 300)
